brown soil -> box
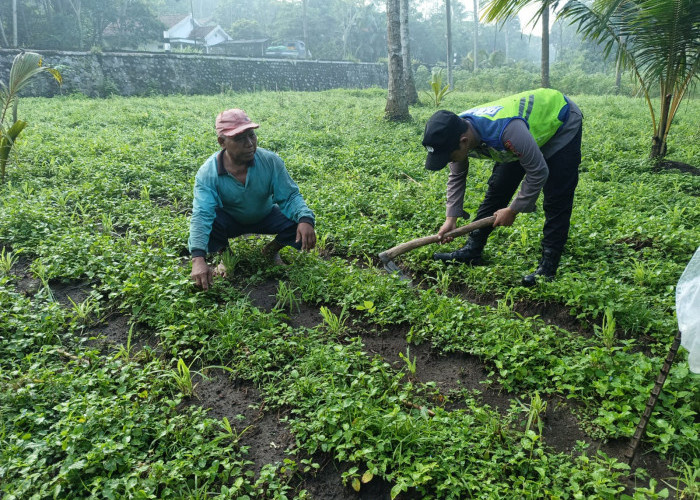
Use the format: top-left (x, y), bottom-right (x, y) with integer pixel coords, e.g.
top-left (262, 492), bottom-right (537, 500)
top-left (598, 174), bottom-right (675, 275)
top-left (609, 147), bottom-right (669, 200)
top-left (654, 160), bottom-right (700, 176)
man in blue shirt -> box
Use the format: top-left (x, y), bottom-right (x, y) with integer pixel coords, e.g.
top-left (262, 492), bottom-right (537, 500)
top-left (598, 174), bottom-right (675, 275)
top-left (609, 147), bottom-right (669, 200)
top-left (189, 109), bottom-right (316, 289)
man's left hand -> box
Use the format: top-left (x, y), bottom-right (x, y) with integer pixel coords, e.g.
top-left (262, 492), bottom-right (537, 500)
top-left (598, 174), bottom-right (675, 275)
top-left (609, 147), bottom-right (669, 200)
top-left (493, 207), bottom-right (517, 227)
top-left (296, 222), bottom-right (316, 251)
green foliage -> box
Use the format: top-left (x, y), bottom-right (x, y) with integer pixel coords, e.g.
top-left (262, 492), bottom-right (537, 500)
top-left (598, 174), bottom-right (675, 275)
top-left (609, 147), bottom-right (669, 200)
top-left (0, 52), bottom-right (61, 183)
top-left (0, 90), bottom-right (697, 498)
top-left (424, 68), bottom-right (453, 108)
top-left (559, 0), bottom-right (700, 158)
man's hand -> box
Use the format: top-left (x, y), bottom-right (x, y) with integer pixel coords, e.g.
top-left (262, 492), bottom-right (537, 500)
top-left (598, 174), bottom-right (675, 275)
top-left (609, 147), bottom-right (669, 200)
top-left (191, 256), bottom-right (213, 290)
top-left (493, 207), bottom-right (517, 227)
top-left (296, 222), bottom-right (316, 251)
top-left (437, 217), bottom-right (458, 243)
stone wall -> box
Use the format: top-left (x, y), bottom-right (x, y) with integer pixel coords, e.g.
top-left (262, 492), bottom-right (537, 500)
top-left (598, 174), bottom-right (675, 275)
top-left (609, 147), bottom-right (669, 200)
top-left (0, 49), bottom-right (388, 97)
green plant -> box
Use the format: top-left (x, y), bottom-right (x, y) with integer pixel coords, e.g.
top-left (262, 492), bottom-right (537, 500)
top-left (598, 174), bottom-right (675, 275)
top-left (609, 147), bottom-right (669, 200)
top-left (113, 323), bottom-right (137, 362)
top-left (30, 259), bottom-right (54, 302)
top-left (274, 281), bottom-right (301, 313)
top-left (595, 307), bottom-right (617, 349)
top-left (1, 52), bottom-right (61, 183)
top-left (67, 294), bottom-right (101, 326)
top-left (424, 68), bottom-right (452, 108)
top-left (519, 391), bottom-right (548, 436)
top-left (220, 416), bottom-right (252, 441)
top-left (319, 305), bottom-right (349, 335)
top-left (0, 247), bottom-right (19, 275)
top-left (560, 0), bottom-right (700, 159)
top-left (220, 249), bottom-right (241, 274)
top-left (398, 346), bottom-right (417, 376)
top-left (167, 358), bottom-right (205, 398)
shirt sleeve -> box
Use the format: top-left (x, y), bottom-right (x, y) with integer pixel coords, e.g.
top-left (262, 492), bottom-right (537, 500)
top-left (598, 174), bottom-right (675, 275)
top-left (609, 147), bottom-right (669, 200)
top-left (188, 169), bottom-right (221, 256)
top-left (445, 160), bottom-right (470, 218)
top-left (270, 156), bottom-right (315, 224)
top-left (502, 119), bottom-right (549, 213)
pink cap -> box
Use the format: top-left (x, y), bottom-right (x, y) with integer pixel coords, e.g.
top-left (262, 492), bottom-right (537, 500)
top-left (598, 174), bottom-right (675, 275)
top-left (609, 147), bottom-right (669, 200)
top-left (215, 109), bottom-right (259, 137)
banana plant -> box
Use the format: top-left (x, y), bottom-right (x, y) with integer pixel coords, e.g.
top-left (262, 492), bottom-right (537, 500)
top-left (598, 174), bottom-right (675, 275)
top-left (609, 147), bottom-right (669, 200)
top-left (1, 52), bottom-right (62, 183)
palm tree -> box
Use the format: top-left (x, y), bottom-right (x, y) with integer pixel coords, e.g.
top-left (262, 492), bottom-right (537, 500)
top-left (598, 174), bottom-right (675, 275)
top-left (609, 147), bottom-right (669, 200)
top-left (400, 0), bottom-right (418, 104)
top-left (560, 0), bottom-right (700, 159)
top-left (1, 52), bottom-right (62, 183)
top-left (482, 0), bottom-right (559, 87)
top-left (446, 0), bottom-right (453, 87)
top-left (385, 0), bottom-right (410, 120)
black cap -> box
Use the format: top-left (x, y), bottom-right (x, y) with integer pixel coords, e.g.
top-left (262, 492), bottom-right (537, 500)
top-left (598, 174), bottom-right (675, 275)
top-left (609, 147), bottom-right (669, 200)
top-left (422, 110), bottom-right (468, 171)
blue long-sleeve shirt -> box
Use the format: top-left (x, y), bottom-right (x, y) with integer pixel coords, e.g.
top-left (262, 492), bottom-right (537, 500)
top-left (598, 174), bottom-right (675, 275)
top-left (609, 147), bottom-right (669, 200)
top-left (188, 147), bottom-right (315, 256)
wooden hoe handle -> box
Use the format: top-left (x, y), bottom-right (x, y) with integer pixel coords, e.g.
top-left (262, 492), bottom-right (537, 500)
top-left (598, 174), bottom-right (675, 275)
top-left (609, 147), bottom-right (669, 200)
top-left (379, 216), bottom-right (496, 261)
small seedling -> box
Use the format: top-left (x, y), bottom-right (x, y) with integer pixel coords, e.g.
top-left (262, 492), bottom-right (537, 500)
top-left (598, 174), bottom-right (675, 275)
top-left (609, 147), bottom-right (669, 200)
top-left (320, 305), bottom-right (349, 335)
top-left (220, 249), bottom-right (240, 274)
top-left (168, 358), bottom-right (203, 397)
top-left (594, 307), bottom-right (616, 349)
top-left (0, 247), bottom-right (19, 275)
top-left (424, 68), bottom-right (452, 108)
top-left (67, 294), bottom-right (101, 325)
top-left (274, 281), bottom-right (301, 313)
top-left (113, 323), bottom-right (137, 362)
top-left (519, 391), bottom-right (547, 436)
top-left (398, 346), bottom-right (417, 376)
top-left (31, 260), bottom-right (55, 302)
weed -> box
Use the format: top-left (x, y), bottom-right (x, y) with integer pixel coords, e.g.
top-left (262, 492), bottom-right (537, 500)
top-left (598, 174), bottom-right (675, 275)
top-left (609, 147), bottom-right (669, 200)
top-left (518, 391), bottom-right (547, 436)
top-left (167, 358), bottom-right (206, 398)
top-left (319, 305), bottom-right (349, 335)
top-left (219, 249), bottom-right (241, 275)
top-left (398, 346), bottom-right (417, 376)
top-left (67, 294), bottom-right (101, 326)
top-left (0, 247), bottom-right (19, 275)
top-left (113, 323), bottom-right (137, 362)
top-left (30, 260), bottom-right (54, 302)
top-left (220, 416), bottom-right (252, 441)
top-left (274, 281), bottom-right (301, 313)
top-left (595, 307), bottom-right (617, 349)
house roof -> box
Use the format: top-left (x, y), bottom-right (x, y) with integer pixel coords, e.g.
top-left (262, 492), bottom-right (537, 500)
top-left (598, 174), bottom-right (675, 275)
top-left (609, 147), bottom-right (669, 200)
top-left (159, 14), bottom-right (190, 29)
top-left (190, 25), bottom-right (217, 39)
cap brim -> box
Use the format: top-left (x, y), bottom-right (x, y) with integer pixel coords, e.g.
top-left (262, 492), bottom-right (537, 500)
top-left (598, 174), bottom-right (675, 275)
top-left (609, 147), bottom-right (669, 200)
top-left (424, 150), bottom-right (452, 171)
top-left (220, 122), bottom-right (260, 137)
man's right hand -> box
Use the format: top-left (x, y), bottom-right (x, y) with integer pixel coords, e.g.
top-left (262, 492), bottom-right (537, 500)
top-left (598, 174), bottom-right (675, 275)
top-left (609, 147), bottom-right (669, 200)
top-left (191, 257), bottom-right (213, 290)
top-left (437, 217), bottom-right (458, 243)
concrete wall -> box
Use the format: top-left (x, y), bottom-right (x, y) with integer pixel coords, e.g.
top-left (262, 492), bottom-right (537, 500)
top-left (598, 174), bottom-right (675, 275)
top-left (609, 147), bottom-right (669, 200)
top-left (0, 49), bottom-right (388, 97)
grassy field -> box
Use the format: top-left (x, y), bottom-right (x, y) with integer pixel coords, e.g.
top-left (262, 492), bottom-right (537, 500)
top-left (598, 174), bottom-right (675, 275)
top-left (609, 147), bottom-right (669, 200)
top-left (1, 89), bottom-right (698, 498)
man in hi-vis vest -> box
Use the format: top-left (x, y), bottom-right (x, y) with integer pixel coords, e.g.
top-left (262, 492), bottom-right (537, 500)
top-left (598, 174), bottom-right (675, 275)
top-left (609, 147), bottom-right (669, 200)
top-left (422, 88), bottom-right (583, 286)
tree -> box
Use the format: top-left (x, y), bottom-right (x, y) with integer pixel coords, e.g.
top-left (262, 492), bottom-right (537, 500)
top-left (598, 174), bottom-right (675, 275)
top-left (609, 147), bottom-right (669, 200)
top-left (400, 0), bottom-right (418, 103)
top-left (560, 0), bottom-right (700, 159)
top-left (385, 0), bottom-right (410, 120)
top-left (445, 0), bottom-right (453, 87)
top-left (1, 52), bottom-right (61, 183)
top-left (482, 0), bottom-right (560, 87)
top-left (473, 0), bottom-right (479, 71)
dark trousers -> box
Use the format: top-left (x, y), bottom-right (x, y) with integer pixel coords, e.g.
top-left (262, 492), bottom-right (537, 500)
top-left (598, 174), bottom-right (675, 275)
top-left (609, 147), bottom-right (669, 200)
top-left (207, 205), bottom-right (301, 254)
top-left (473, 126), bottom-right (582, 254)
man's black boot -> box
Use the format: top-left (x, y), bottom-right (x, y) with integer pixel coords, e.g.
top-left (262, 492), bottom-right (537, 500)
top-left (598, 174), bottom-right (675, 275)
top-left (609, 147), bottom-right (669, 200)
top-left (522, 248), bottom-right (561, 286)
top-left (433, 229), bottom-right (488, 265)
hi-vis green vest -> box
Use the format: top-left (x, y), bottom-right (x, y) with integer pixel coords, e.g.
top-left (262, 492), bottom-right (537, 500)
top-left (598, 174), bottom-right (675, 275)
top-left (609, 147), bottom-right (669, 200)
top-left (458, 88), bottom-right (570, 163)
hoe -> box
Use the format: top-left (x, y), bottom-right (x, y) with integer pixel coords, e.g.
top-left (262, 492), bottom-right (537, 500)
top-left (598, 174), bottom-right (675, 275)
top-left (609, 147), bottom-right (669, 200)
top-left (378, 216), bottom-right (496, 280)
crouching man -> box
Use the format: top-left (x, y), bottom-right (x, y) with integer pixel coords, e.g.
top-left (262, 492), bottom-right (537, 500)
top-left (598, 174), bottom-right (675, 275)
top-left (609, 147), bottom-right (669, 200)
top-left (189, 108), bottom-right (316, 290)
